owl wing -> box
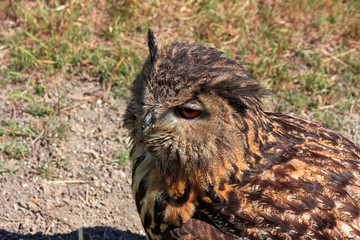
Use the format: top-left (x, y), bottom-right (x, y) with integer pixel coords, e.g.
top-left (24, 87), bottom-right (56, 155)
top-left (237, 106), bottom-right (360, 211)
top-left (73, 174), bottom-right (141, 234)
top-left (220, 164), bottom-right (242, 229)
top-left (164, 218), bottom-right (234, 240)
top-left (195, 149), bottom-right (360, 239)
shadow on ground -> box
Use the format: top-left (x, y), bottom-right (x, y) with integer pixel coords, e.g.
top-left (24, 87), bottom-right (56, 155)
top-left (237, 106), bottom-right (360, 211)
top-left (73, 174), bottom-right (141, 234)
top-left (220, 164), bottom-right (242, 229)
top-left (0, 227), bottom-right (146, 240)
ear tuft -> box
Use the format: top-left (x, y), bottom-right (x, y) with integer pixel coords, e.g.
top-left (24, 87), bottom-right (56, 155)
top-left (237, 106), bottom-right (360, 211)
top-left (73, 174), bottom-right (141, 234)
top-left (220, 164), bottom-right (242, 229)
top-left (147, 28), bottom-right (158, 63)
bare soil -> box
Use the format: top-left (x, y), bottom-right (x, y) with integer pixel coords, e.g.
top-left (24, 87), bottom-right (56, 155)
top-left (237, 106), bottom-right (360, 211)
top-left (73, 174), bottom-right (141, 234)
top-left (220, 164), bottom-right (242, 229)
top-left (0, 77), bottom-right (145, 239)
top-left (0, 77), bottom-right (359, 240)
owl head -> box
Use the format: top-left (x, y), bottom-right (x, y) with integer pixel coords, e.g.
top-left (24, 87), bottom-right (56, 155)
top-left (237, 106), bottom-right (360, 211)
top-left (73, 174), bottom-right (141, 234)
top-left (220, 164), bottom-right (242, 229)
top-left (124, 29), bottom-right (267, 176)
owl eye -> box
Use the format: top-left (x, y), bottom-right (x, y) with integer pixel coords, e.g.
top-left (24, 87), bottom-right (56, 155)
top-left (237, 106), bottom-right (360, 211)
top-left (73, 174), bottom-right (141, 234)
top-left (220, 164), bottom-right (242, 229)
top-left (177, 107), bottom-right (201, 119)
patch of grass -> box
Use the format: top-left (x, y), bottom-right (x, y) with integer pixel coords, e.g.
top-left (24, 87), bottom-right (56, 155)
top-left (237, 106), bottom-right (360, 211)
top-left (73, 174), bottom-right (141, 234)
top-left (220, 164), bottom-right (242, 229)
top-left (0, 118), bottom-right (39, 138)
top-left (6, 82), bottom-right (67, 117)
top-left (0, 117), bottom-right (68, 165)
top-left (0, 158), bottom-right (18, 175)
top-left (24, 104), bottom-right (52, 117)
top-left (43, 119), bottom-right (68, 142)
top-left (55, 157), bottom-right (72, 171)
top-left (0, 140), bottom-right (31, 159)
top-left (315, 111), bottom-right (344, 130)
top-left (108, 148), bottom-right (129, 165)
top-left (1, 0), bottom-right (359, 129)
top-left (32, 158), bottom-right (71, 179)
top-left (0, 117), bottom-right (67, 141)
top-left (1, 0), bottom-right (139, 96)
top-left (7, 90), bottom-right (54, 116)
top-left (34, 161), bottom-right (54, 179)
top-left (78, 226), bottom-right (83, 240)
top-left (31, 153), bottom-right (71, 179)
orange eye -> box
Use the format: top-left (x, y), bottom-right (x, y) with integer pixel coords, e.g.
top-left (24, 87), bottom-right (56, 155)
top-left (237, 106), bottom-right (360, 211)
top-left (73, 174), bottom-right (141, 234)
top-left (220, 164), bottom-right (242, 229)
top-left (178, 107), bottom-right (201, 119)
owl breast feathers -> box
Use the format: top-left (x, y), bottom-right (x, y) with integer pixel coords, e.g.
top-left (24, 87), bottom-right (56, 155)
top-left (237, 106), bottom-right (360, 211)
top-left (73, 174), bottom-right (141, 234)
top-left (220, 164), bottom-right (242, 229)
top-left (123, 29), bottom-right (360, 240)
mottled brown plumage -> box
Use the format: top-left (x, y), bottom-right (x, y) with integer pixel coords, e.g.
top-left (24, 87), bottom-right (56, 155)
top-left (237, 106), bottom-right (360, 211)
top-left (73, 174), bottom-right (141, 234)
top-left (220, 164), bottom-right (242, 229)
top-left (124, 29), bottom-right (360, 239)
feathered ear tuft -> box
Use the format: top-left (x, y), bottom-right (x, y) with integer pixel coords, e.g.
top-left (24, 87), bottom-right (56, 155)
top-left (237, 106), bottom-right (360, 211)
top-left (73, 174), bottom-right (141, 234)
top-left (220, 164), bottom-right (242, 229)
top-left (147, 28), bottom-right (158, 64)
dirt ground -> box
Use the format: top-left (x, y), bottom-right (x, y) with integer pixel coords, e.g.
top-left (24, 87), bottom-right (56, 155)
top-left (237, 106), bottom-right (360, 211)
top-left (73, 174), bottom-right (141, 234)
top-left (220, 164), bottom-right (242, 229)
top-left (0, 78), bottom-right (146, 240)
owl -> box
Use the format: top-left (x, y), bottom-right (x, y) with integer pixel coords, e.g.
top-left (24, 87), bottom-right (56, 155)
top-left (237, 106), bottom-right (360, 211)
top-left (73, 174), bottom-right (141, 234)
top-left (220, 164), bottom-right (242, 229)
top-left (123, 29), bottom-right (360, 240)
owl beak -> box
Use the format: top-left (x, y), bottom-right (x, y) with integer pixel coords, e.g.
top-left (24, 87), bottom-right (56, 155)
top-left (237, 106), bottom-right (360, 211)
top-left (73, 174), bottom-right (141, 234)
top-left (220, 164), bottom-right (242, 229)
top-left (142, 109), bottom-right (154, 134)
